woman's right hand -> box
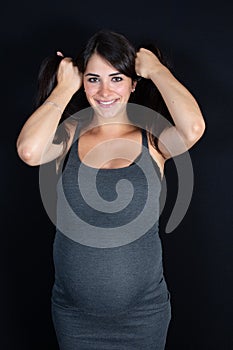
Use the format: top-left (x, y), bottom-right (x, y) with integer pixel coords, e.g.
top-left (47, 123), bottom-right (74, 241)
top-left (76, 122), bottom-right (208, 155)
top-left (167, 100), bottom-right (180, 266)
top-left (56, 53), bottom-right (83, 95)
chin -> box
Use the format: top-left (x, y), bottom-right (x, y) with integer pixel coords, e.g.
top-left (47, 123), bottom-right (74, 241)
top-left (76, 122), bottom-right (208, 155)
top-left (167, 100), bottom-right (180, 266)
top-left (93, 103), bottom-right (127, 120)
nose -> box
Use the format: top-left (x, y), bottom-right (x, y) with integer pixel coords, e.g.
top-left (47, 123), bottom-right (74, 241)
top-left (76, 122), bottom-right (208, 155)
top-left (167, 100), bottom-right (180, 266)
top-left (98, 81), bottom-right (112, 97)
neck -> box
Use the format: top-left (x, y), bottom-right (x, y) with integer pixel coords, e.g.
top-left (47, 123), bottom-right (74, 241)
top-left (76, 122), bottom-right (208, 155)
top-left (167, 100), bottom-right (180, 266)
top-left (90, 122), bottom-right (138, 137)
top-left (89, 111), bottom-right (136, 136)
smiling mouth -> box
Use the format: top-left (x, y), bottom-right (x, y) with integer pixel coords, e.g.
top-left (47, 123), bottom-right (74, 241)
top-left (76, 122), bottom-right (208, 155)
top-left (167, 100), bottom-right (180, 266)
top-left (96, 99), bottom-right (119, 107)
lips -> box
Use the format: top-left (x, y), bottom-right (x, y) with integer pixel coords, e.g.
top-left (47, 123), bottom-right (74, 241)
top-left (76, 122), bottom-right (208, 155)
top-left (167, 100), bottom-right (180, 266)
top-left (96, 99), bottom-right (119, 107)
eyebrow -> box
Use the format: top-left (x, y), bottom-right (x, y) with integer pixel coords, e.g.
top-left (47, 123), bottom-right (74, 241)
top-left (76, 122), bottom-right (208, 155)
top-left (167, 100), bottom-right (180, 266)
top-left (84, 72), bottom-right (122, 77)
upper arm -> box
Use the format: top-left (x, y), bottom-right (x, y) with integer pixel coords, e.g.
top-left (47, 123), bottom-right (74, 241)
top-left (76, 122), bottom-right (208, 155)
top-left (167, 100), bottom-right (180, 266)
top-left (157, 125), bottom-right (204, 160)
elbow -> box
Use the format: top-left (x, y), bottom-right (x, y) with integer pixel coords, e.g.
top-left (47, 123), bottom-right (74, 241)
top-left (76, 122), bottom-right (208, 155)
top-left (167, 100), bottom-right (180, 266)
top-left (17, 141), bottom-right (41, 166)
top-left (186, 119), bottom-right (206, 144)
top-left (193, 119), bottom-right (206, 139)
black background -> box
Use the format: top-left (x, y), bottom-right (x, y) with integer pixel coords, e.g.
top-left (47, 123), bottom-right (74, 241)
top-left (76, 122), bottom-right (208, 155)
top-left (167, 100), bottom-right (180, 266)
top-left (2, 0), bottom-right (233, 349)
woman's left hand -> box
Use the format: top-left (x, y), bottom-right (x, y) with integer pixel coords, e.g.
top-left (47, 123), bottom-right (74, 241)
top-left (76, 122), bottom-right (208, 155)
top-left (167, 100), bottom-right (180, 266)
top-left (135, 48), bottom-right (166, 79)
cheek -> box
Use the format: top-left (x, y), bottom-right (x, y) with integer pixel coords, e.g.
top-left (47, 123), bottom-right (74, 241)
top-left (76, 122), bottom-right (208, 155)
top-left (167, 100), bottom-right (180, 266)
top-left (84, 84), bottom-right (98, 97)
top-left (115, 84), bottom-right (132, 96)
top-left (83, 82), bottom-right (132, 97)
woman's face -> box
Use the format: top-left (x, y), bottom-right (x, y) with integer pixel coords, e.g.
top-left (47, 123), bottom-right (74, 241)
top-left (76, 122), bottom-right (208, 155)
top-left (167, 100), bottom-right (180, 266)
top-left (83, 53), bottom-right (136, 119)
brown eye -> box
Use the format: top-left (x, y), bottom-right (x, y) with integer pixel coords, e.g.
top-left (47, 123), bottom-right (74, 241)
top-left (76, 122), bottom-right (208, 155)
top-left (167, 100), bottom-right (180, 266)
top-left (112, 77), bottom-right (123, 82)
top-left (88, 77), bottom-right (99, 83)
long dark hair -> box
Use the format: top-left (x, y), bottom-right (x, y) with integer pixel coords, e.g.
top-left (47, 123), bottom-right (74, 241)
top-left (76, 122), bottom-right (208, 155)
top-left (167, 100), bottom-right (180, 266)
top-left (35, 29), bottom-right (174, 169)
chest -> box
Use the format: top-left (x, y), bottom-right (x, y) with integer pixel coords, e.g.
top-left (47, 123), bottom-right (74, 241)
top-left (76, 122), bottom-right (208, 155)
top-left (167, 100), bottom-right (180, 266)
top-left (79, 131), bottom-right (141, 168)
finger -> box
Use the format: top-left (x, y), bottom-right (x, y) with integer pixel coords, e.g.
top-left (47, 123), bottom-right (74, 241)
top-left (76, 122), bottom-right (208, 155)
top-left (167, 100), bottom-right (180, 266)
top-left (62, 57), bottom-right (72, 62)
top-left (57, 51), bottom-right (64, 57)
top-left (59, 57), bottom-right (73, 65)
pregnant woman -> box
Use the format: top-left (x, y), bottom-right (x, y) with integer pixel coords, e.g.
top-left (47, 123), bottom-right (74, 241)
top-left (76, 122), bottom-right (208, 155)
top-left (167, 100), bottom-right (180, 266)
top-left (17, 30), bottom-right (205, 349)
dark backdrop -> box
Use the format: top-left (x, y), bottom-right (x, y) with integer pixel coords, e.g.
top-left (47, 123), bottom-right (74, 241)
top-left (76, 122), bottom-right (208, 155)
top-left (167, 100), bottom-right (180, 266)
top-left (1, 1), bottom-right (233, 349)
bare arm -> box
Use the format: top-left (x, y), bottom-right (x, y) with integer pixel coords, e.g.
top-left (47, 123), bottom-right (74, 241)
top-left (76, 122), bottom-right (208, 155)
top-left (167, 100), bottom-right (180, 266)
top-left (135, 48), bottom-right (206, 159)
top-left (17, 57), bottom-right (82, 166)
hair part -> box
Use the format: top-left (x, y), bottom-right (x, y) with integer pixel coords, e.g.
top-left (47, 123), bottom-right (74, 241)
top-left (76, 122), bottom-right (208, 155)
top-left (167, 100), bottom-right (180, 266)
top-left (77, 30), bottom-right (138, 82)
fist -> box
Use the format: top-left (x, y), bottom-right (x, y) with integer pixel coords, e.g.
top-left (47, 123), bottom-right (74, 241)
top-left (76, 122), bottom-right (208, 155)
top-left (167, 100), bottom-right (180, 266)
top-left (56, 54), bottom-right (83, 94)
top-left (135, 48), bottom-right (164, 79)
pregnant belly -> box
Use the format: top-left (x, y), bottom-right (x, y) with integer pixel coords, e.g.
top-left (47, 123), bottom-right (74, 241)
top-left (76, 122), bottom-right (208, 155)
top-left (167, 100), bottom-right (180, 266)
top-left (52, 230), bottom-right (163, 316)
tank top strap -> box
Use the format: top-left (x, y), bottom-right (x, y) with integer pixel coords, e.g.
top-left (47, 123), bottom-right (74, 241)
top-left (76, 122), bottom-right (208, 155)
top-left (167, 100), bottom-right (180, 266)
top-left (141, 128), bottom-right (149, 150)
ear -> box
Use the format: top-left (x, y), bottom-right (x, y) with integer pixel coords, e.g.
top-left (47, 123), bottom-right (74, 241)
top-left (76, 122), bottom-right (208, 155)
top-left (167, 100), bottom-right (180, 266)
top-left (131, 80), bottom-right (137, 92)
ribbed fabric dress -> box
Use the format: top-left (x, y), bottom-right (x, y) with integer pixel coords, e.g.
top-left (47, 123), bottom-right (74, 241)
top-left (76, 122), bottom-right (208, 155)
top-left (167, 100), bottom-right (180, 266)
top-left (51, 125), bottom-right (171, 350)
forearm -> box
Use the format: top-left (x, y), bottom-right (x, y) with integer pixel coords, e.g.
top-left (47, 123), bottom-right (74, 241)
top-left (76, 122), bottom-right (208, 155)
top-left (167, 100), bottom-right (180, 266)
top-left (150, 67), bottom-right (205, 141)
top-left (17, 86), bottom-right (74, 164)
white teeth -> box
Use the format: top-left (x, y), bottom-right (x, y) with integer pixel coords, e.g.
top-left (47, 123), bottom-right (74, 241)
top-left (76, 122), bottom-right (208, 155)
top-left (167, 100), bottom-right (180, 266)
top-left (99, 100), bottom-right (115, 105)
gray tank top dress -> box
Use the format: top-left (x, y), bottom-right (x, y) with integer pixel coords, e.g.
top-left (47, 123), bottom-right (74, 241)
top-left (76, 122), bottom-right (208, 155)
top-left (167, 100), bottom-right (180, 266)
top-left (51, 126), bottom-right (171, 350)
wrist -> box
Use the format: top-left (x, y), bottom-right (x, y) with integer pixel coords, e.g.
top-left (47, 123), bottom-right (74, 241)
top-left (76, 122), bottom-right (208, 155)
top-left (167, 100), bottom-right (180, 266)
top-left (52, 84), bottom-right (77, 98)
top-left (43, 101), bottom-right (63, 114)
top-left (47, 85), bottom-right (75, 109)
top-left (149, 65), bottom-right (170, 81)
